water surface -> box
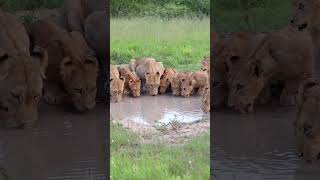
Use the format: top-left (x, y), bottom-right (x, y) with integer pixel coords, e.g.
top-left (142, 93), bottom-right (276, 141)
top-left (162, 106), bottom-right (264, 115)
top-left (110, 95), bottom-right (209, 128)
top-left (212, 105), bottom-right (320, 180)
top-left (0, 103), bottom-right (106, 180)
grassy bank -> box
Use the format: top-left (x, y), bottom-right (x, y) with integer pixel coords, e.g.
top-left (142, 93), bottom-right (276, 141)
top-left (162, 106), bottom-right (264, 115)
top-left (111, 17), bottom-right (210, 71)
top-left (212, 0), bottom-right (291, 33)
top-left (111, 123), bottom-right (210, 180)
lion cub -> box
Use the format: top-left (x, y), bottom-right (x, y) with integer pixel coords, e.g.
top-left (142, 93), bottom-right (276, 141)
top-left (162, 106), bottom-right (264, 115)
top-left (295, 78), bottom-right (320, 163)
top-left (159, 68), bottom-right (177, 94)
top-left (171, 72), bottom-right (188, 96)
top-left (181, 71), bottom-right (208, 97)
top-left (118, 66), bottom-right (141, 97)
top-left (110, 65), bottom-right (125, 102)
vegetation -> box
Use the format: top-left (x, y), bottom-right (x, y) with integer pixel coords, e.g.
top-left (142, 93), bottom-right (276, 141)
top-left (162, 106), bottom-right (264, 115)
top-left (0, 0), bottom-right (63, 10)
top-left (212, 0), bottom-right (292, 33)
top-left (111, 17), bottom-right (209, 71)
top-left (111, 123), bottom-right (210, 180)
top-left (111, 0), bottom-right (209, 18)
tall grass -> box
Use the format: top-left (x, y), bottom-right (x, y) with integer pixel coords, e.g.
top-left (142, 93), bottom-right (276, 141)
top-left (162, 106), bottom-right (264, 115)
top-left (111, 123), bottom-right (210, 180)
top-left (111, 17), bottom-right (210, 71)
top-left (212, 0), bottom-right (292, 33)
top-left (0, 0), bottom-right (63, 10)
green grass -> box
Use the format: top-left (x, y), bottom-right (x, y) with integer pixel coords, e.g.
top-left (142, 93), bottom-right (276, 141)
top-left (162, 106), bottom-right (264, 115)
top-left (212, 0), bottom-right (292, 33)
top-left (0, 0), bottom-right (63, 10)
top-left (111, 17), bottom-right (210, 71)
top-left (111, 123), bottom-right (210, 180)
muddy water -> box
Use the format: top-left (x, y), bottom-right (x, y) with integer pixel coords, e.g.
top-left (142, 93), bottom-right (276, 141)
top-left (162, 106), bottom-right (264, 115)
top-left (212, 105), bottom-right (320, 180)
top-left (110, 95), bottom-right (209, 128)
top-left (0, 103), bottom-right (106, 180)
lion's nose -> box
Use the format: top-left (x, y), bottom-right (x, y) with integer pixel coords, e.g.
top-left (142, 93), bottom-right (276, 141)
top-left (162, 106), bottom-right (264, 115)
top-left (290, 19), bottom-right (294, 24)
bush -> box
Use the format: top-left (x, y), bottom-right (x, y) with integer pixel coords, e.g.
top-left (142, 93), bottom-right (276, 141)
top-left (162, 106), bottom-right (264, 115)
top-left (111, 0), bottom-right (209, 18)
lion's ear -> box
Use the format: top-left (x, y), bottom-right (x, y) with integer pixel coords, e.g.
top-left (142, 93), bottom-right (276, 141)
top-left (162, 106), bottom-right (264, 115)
top-left (252, 61), bottom-right (263, 78)
top-left (32, 46), bottom-right (48, 79)
top-left (0, 50), bottom-right (9, 80)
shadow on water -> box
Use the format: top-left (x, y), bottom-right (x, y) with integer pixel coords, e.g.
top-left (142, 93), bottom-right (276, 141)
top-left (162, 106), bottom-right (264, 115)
top-left (212, 105), bottom-right (320, 180)
top-left (0, 103), bottom-right (106, 180)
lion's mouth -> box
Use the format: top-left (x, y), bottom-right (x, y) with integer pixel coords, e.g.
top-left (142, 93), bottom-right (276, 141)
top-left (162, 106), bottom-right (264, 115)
top-left (298, 23), bottom-right (308, 31)
top-left (233, 103), bottom-right (253, 114)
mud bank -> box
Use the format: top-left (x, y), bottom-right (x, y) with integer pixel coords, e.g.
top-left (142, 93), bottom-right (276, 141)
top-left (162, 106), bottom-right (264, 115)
top-left (212, 104), bottom-right (320, 180)
top-left (0, 103), bottom-right (106, 180)
top-left (110, 95), bottom-right (210, 144)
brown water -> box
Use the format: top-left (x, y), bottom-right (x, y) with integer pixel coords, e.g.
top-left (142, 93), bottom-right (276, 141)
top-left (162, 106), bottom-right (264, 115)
top-left (110, 95), bottom-right (209, 128)
top-left (212, 105), bottom-right (320, 180)
top-left (0, 103), bottom-right (106, 180)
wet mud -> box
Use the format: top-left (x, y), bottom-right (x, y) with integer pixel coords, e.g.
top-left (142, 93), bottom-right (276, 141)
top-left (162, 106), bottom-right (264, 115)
top-left (110, 95), bottom-right (210, 143)
top-left (0, 103), bottom-right (106, 180)
top-left (212, 104), bottom-right (320, 180)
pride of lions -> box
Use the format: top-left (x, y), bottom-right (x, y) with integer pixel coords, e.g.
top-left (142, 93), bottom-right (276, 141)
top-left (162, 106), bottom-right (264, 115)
top-left (110, 56), bottom-right (210, 113)
top-left (0, 0), bottom-right (107, 128)
top-left (213, 0), bottom-right (320, 162)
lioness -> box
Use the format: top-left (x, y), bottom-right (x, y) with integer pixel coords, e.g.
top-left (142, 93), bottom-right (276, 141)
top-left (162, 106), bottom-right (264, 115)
top-left (159, 68), bottom-right (177, 94)
top-left (228, 26), bottom-right (313, 113)
top-left (181, 71), bottom-right (208, 97)
top-left (118, 66), bottom-right (141, 97)
top-left (29, 20), bottom-right (99, 112)
top-left (213, 32), bottom-right (266, 108)
top-left (110, 65), bottom-right (124, 102)
top-left (295, 78), bottom-right (320, 162)
top-left (130, 57), bottom-right (165, 96)
top-left (0, 10), bottom-right (47, 128)
top-left (64, 0), bottom-right (106, 33)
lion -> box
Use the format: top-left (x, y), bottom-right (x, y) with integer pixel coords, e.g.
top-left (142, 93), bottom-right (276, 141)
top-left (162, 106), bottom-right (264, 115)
top-left (201, 55), bottom-right (210, 74)
top-left (290, 0), bottom-right (320, 72)
top-left (294, 78), bottom-right (320, 162)
top-left (227, 26), bottom-right (314, 114)
top-left (28, 20), bottom-right (99, 112)
top-left (159, 68), bottom-right (177, 94)
top-left (201, 86), bottom-right (210, 113)
top-left (129, 57), bottom-right (165, 96)
top-left (84, 11), bottom-right (108, 100)
top-left (181, 71), bottom-right (208, 97)
top-left (0, 10), bottom-right (48, 128)
top-left (63, 0), bottom-right (106, 33)
top-left (171, 72), bottom-right (186, 96)
top-left (110, 65), bottom-right (124, 102)
top-left (118, 66), bottom-right (141, 97)
top-left (213, 31), bottom-right (267, 108)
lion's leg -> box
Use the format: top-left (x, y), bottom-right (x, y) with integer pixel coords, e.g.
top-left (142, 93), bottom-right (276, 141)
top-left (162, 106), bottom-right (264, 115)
top-left (280, 80), bottom-right (300, 106)
top-left (43, 82), bottom-right (69, 105)
top-left (197, 87), bottom-right (205, 96)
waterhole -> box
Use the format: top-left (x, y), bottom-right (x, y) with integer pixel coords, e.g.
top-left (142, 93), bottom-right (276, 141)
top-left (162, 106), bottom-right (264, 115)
top-left (110, 95), bottom-right (209, 128)
top-left (0, 103), bottom-right (106, 180)
top-left (212, 104), bottom-right (320, 180)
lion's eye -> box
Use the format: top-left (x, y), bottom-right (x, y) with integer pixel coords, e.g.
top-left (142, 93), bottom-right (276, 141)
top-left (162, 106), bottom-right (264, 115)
top-left (299, 3), bottom-right (304, 10)
top-left (10, 91), bottom-right (20, 101)
top-left (74, 88), bottom-right (82, 94)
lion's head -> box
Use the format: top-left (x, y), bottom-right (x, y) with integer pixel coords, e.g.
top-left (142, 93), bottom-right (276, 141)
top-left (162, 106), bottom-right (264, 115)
top-left (0, 47), bottom-right (47, 128)
top-left (290, 0), bottom-right (320, 31)
top-left (227, 60), bottom-right (265, 114)
top-left (145, 62), bottom-right (164, 96)
top-left (57, 32), bottom-right (99, 112)
top-left (110, 76), bottom-right (125, 102)
top-left (180, 72), bottom-right (193, 97)
top-left (295, 79), bottom-right (320, 162)
top-left (159, 68), bottom-right (176, 94)
top-left (171, 72), bottom-right (184, 96)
